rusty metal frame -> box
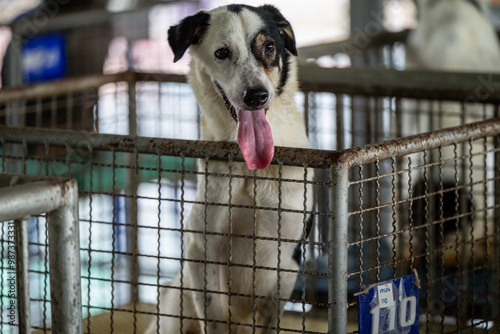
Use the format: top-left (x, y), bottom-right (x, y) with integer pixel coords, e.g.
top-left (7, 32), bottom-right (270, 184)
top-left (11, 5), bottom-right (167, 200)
top-left (2, 117), bottom-right (499, 169)
top-left (0, 174), bottom-right (82, 334)
top-left (1, 68), bottom-right (500, 105)
top-left (1, 117), bottom-right (499, 332)
top-left (2, 67), bottom-right (500, 332)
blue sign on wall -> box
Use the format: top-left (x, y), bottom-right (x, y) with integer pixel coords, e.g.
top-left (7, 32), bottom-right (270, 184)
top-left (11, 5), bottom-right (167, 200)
top-left (358, 275), bottom-right (419, 334)
top-left (22, 32), bottom-right (66, 83)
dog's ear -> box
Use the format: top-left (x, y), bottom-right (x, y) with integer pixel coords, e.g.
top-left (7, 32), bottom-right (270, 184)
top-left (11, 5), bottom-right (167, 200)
top-left (168, 11), bottom-right (211, 62)
top-left (261, 5), bottom-right (297, 56)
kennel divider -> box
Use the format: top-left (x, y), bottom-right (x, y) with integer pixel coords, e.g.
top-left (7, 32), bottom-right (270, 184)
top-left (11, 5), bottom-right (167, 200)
top-left (2, 67), bottom-right (500, 332)
top-left (2, 115), bottom-right (500, 332)
top-left (0, 174), bottom-right (82, 334)
top-left (328, 161), bottom-right (349, 334)
top-left (496, 124), bottom-right (500, 328)
top-left (326, 117), bottom-right (500, 333)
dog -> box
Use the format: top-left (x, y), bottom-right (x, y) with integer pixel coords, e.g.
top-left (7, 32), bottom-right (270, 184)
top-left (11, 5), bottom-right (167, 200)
top-left (406, 0), bottom-right (500, 73)
top-left (405, 0), bottom-right (500, 271)
top-left (146, 4), bottom-right (313, 333)
top-left (404, 0), bottom-right (500, 132)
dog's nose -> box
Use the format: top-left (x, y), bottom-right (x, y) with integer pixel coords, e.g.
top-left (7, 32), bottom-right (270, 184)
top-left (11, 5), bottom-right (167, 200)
top-left (243, 88), bottom-right (268, 109)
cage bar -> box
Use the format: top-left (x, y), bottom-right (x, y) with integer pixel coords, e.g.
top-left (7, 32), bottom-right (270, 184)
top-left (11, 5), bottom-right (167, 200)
top-left (14, 217), bottom-right (30, 334)
top-left (0, 174), bottom-right (82, 334)
top-left (1, 64), bottom-right (500, 332)
top-left (328, 163), bottom-right (350, 334)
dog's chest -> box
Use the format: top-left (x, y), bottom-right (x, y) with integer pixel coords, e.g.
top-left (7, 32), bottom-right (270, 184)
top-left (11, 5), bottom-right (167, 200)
top-left (195, 160), bottom-right (310, 240)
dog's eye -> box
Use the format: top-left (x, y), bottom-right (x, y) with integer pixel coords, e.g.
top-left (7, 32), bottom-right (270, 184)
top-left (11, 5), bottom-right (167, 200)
top-left (264, 41), bottom-right (275, 55)
top-left (215, 48), bottom-right (230, 60)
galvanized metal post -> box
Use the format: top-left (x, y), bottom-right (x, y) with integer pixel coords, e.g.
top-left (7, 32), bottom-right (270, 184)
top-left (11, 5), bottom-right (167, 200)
top-left (494, 107), bottom-right (500, 329)
top-left (0, 176), bottom-right (82, 334)
top-left (328, 162), bottom-right (350, 333)
top-left (4, 28), bottom-right (25, 174)
top-left (47, 179), bottom-right (83, 334)
top-left (458, 135), bottom-right (469, 328)
top-left (127, 77), bottom-right (140, 306)
top-left (350, 0), bottom-right (384, 66)
top-left (336, 94), bottom-right (344, 150)
top-left (303, 90), bottom-right (309, 138)
top-left (495, 131), bottom-right (500, 328)
top-left (14, 217), bottom-right (30, 334)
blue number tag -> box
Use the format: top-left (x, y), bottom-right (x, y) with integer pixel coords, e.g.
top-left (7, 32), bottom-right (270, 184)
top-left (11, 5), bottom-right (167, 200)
top-left (358, 275), bottom-right (419, 334)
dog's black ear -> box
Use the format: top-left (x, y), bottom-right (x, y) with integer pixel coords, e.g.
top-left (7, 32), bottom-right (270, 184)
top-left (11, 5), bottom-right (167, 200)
top-left (168, 11), bottom-right (211, 62)
top-left (261, 5), bottom-right (297, 56)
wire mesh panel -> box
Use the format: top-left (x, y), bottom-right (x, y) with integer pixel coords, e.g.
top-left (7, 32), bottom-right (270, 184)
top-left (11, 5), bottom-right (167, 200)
top-left (300, 67), bottom-right (500, 151)
top-left (0, 174), bottom-right (81, 334)
top-left (0, 72), bottom-right (197, 139)
top-left (0, 215), bottom-right (53, 333)
top-left (348, 141), bottom-right (498, 331)
top-left (0, 128), bottom-right (330, 333)
top-left (332, 119), bottom-right (500, 333)
top-left (0, 69), bottom-right (499, 333)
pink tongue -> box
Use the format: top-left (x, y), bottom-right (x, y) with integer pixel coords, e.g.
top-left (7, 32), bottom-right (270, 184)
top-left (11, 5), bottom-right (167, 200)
top-left (237, 109), bottom-right (274, 170)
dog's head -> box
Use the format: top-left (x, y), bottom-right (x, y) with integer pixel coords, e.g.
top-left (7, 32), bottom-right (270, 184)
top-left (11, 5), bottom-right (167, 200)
top-left (168, 4), bottom-right (297, 170)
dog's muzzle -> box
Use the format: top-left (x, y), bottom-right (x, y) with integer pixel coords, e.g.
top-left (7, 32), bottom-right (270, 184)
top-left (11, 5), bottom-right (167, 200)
top-left (243, 88), bottom-right (269, 110)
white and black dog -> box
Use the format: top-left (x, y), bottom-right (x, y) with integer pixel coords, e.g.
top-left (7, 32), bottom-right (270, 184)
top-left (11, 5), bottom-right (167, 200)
top-left (146, 4), bottom-right (313, 333)
top-left (406, 0), bottom-right (500, 72)
top-left (405, 0), bottom-right (500, 268)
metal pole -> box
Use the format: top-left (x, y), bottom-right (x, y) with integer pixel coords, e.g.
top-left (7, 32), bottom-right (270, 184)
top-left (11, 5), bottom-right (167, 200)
top-left (303, 90), bottom-right (309, 138)
top-left (494, 125), bottom-right (500, 328)
top-left (15, 217), bottom-right (30, 334)
top-left (4, 26), bottom-right (24, 173)
top-left (492, 107), bottom-right (500, 329)
top-left (46, 179), bottom-right (83, 334)
top-left (0, 175), bottom-right (83, 334)
top-left (328, 162), bottom-right (350, 333)
top-left (336, 94), bottom-right (344, 150)
top-left (127, 78), bottom-right (140, 306)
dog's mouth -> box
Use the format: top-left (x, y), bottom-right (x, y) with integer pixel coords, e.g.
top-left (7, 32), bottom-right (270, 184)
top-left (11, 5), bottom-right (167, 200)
top-left (215, 82), bottom-right (238, 122)
top-left (214, 81), bottom-right (274, 170)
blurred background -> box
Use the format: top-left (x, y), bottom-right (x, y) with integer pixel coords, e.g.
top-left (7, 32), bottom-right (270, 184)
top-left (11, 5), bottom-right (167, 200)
top-left (0, 0), bottom-right (415, 87)
top-left (1, 1), bottom-right (500, 333)
top-left (1, 0), bottom-right (499, 84)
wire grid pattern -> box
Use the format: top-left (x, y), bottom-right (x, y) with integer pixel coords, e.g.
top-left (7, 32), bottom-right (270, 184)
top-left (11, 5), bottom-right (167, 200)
top-left (0, 129), bottom-right (326, 333)
top-left (0, 215), bottom-right (52, 331)
top-left (346, 135), bottom-right (500, 333)
top-left (0, 70), bottom-right (499, 333)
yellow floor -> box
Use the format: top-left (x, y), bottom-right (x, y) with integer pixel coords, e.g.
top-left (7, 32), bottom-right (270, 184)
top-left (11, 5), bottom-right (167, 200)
top-left (34, 306), bottom-right (483, 334)
top-left (38, 305), bottom-right (494, 334)
top-left (34, 303), bottom-right (337, 333)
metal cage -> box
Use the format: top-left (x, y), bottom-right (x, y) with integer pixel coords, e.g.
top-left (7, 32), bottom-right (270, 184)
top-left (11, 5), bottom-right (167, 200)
top-left (0, 67), bottom-right (499, 333)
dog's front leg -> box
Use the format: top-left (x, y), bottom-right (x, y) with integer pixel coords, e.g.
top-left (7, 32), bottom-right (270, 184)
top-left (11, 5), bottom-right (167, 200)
top-left (186, 240), bottom-right (226, 333)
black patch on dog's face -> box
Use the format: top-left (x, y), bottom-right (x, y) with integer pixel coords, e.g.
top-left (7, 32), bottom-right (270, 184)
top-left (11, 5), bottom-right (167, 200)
top-left (251, 32), bottom-right (281, 70)
top-left (228, 5), bottom-right (297, 96)
top-left (251, 5), bottom-right (298, 57)
top-left (225, 5), bottom-right (297, 58)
